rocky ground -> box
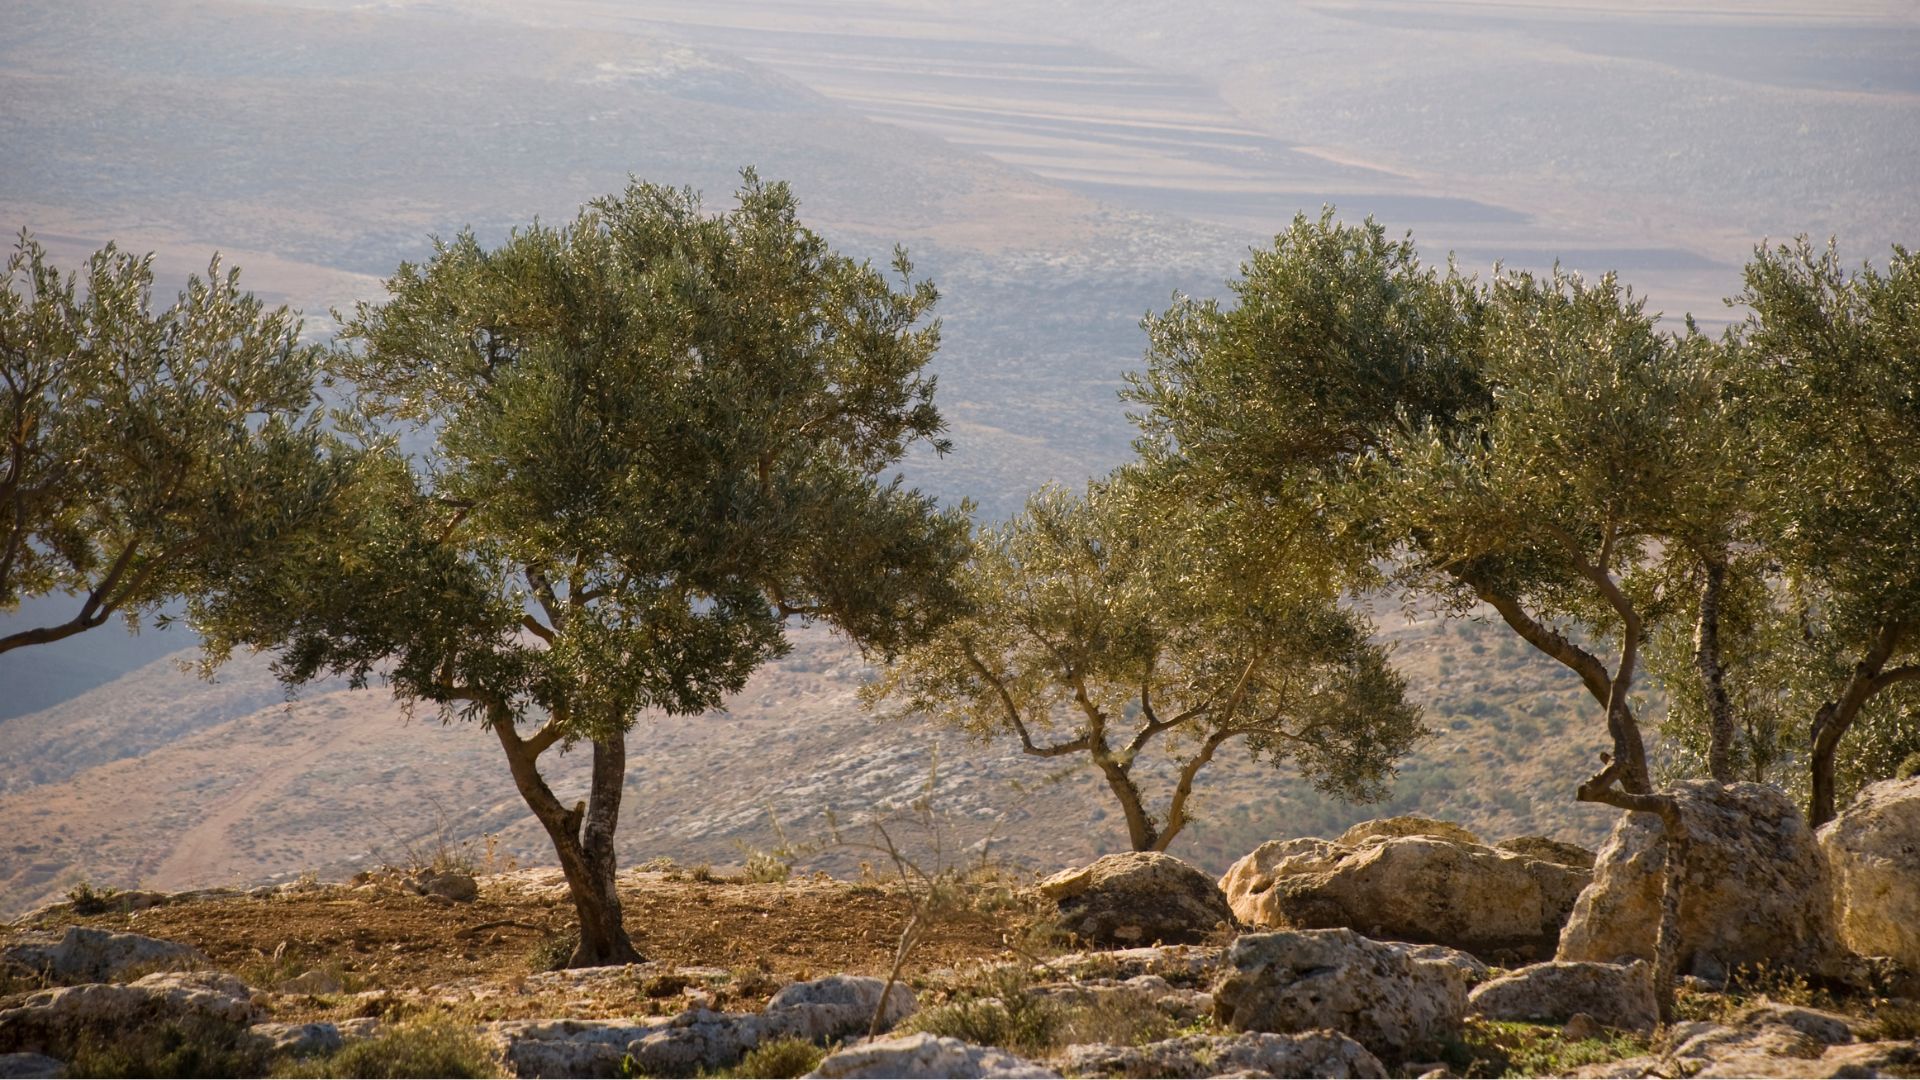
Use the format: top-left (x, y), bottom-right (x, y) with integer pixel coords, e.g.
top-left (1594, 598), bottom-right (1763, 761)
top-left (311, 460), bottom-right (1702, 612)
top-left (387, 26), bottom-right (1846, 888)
top-left (3, 783), bottom-right (1919, 1078)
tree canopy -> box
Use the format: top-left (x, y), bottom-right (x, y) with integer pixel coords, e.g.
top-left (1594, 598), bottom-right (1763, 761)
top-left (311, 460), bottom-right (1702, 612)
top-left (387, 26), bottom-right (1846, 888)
top-left (0, 233), bottom-right (339, 656)
top-left (868, 470), bottom-right (1423, 853)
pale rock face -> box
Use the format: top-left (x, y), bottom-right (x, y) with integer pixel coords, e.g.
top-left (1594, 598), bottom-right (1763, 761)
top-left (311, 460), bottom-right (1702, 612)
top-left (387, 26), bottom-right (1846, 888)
top-left (1056, 1030), bottom-right (1387, 1079)
top-left (1211, 928), bottom-right (1468, 1061)
top-left (1220, 824), bottom-right (1591, 959)
top-left (1556, 781), bottom-right (1842, 977)
top-left (804, 1032), bottom-right (1059, 1078)
top-left (1467, 960), bottom-right (1658, 1032)
top-left (1037, 851), bottom-right (1235, 946)
top-left (1817, 775), bottom-right (1920, 971)
top-left (0, 927), bottom-right (209, 985)
top-left (0, 971), bottom-right (259, 1057)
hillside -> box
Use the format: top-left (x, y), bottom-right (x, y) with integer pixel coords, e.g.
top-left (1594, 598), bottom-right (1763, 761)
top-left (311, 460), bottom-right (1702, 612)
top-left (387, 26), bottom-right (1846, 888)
top-left (0, 614), bottom-right (1621, 918)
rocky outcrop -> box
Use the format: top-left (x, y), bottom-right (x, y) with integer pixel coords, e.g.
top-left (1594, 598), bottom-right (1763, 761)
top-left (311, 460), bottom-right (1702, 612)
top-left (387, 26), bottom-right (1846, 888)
top-left (488, 974), bottom-right (914, 1077)
top-left (1576, 1001), bottom-right (1887, 1078)
top-left (1220, 821), bottom-right (1590, 959)
top-left (1817, 775), bottom-right (1920, 971)
top-left (805, 1033), bottom-right (1057, 1078)
top-left (1038, 852), bottom-right (1234, 947)
top-left (1211, 929), bottom-right (1467, 1061)
top-left (0, 927), bottom-right (208, 985)
top-left (1557, 781), bottom-right (1842, 979)
top-left (0, 971), bottom-right (259, 1056)
top-left (1058, 1030), bottom-right (1386, 1078)
top-left (1467, 960), bottom-right (1658, 1032)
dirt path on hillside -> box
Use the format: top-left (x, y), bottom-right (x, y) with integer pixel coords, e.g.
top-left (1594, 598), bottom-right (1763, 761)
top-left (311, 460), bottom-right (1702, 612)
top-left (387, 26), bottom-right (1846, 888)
top-left (146, 720), bottom-right (371, 890)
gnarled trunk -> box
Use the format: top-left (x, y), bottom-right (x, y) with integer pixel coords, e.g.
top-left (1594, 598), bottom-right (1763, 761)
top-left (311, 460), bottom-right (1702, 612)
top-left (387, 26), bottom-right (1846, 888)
top-left (495, 719), bottom-right (643, 966)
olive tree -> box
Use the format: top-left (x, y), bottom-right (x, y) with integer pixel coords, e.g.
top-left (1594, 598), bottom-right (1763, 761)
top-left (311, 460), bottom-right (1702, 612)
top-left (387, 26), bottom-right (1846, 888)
top-left (1737, 239), bottom-right (1920, 826)
top-left (201, 176), bottom-right (970, 966)
top-left (1370, 269), bottom-right (1733, 804)
top-left (0, 233), bottom-right (337, 654)
top-left (867, 472), bottom-right (1423, 853)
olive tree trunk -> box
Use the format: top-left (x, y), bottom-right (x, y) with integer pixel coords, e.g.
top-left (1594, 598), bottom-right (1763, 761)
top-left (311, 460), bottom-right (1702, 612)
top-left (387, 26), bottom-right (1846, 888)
top-left (494, 720), bottom-right (643, 966)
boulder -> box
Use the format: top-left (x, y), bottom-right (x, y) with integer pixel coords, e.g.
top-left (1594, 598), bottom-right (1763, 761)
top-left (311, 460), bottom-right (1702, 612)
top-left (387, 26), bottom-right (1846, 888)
top-left (1037, 852), bottom-right (1234, 947)
top-left (0, 971), bottom-right (259, 1056)
top-left (1058, 1030), bottom-right (1386, 1078)
top-left (1211, 929), bottom-right (1467, 1061)
top-left (804, 1033), bottom-right (1057, 1078)
top-left (1221, 827), bottom-right (1591, 959)
top-left (0, 927), bottom-right (208, 985)
top-left (1817, 775), bottom-right (1920, 971)
top-left (1468, 960), bottom-right (1658, 1032)
top-left (1557, 781), bottom-right (1842, 977)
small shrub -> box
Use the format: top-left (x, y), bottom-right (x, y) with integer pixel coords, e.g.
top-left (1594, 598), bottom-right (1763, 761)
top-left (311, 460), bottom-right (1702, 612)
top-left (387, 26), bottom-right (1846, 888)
top-left (1863, 998), bottom-right (1920, 1041)
top-left (689, 864), bottom-right (717, 884)
top-left (1052, 990), bottom-right (1185, 1049)
top-left (723, 1036), bottom-right (824, 1079)
top-left (527, 930), bottom-right (579, 973)
top-left (66, 1015), bottom-right (268, 1078)
top-left (274, 1016), bottom-right (500, 1078)
top-left (65, 879), bottom-right (121, 915)
top-left (900, 965), bottom-right (1059, 1057)
top-left (1436, 1018), bottom-right (1648, 1079)
top-left (1895, 751), bottom-right (1920, 781)
top-left (740, 850), bottom-right (792, 884)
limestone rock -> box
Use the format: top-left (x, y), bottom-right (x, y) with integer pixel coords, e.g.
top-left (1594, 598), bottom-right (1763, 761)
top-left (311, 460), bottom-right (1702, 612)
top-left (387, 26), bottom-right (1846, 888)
top-left (249, 1021), bottom-right (344, 1057)
top-left (1211, 929), bottom-right (1467, 1061)
top-left (1467, 960), bottom-right (1657, 1032)
top-left (1556, 781), bottom-right (1842, 977)
top-left (1221, 828), bottom-right (1591, 959)
top-left (804, 1033), bottom-right (1057, 1078)
top-left (1038, 852), bottom-right (1234, 947)
top-left (1057, 1030), bottom-right (1387, 1078)
top-left (0, 927), bottom-right (208, 985)
top-left (485, 1018), bottom-right (665, 1078)
top-left (764, 974), bottom-right (915, 1028)
top-left (0, 971), bottom-right (259, 1056)
top-left (1817, 775), bottom-right (1920, 971)
top-left (0, 1054), bottom-right (63, 1079)
top-left (1337, 816), bottom-right (1482, 847)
